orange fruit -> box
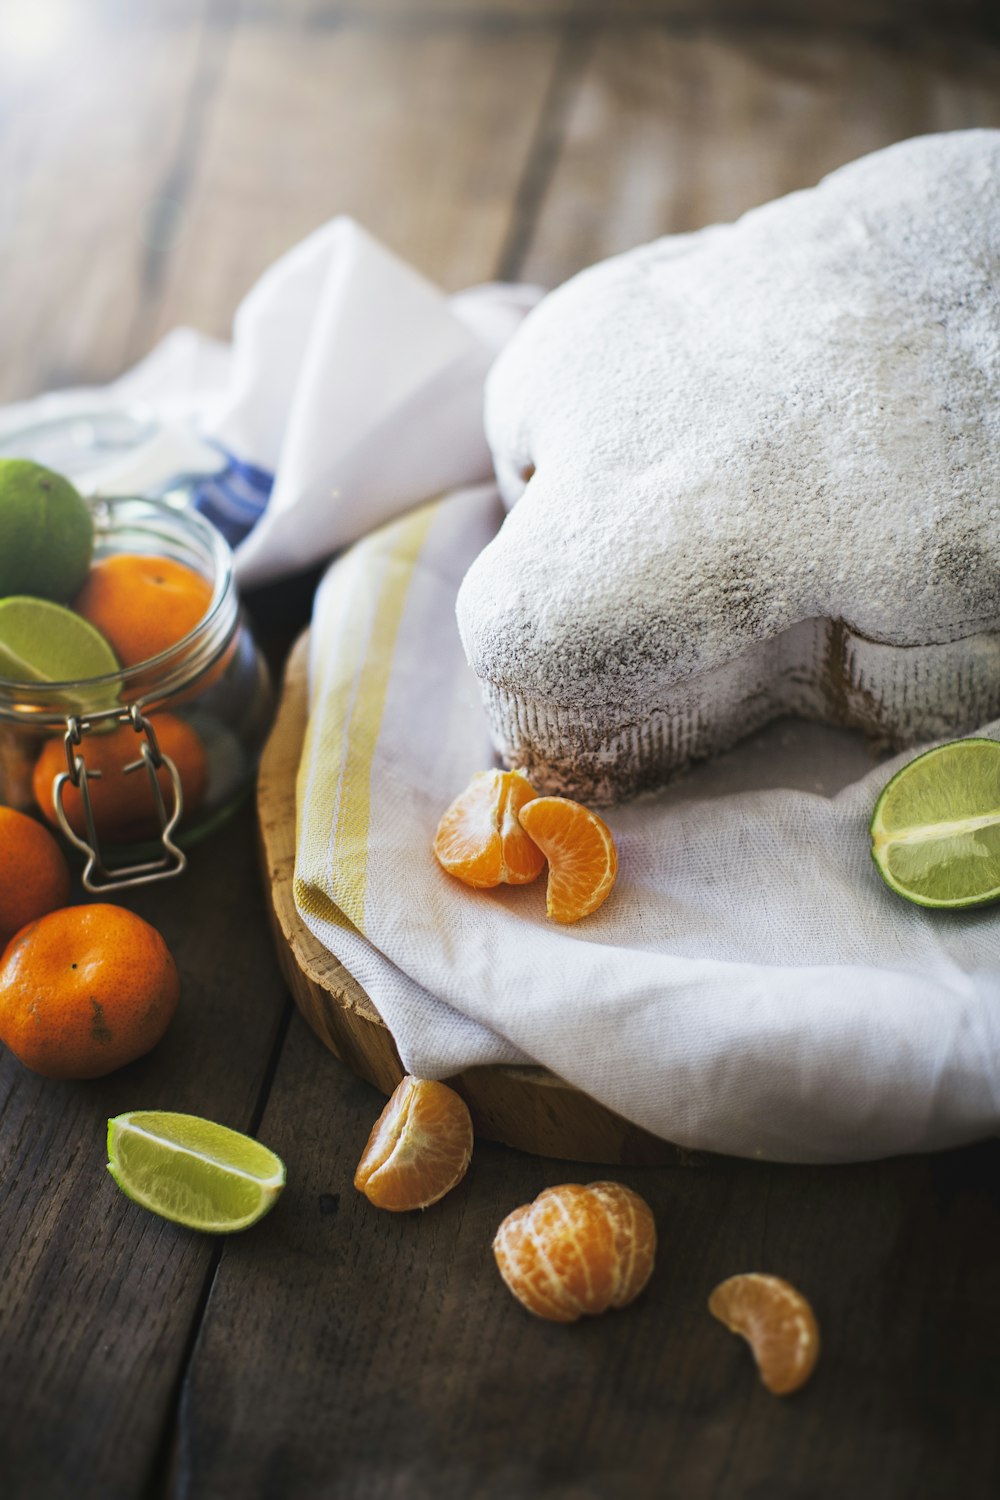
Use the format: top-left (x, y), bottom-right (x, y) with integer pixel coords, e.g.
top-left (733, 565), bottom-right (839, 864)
top-left (493, 1182), bottom-right (656, 1323)
top-left (0, 807), bottom-right (71, 949)
top-left (708, 1274), bottom-right (820, 1396)
top-left (354, 1075), bottom-right (474, 1211)
top-left (73, 553), bottom-right (213, 668)
top-left (0, 903), bottom-right (180, 1079)
top-left (433, 769), bottom-right (544, 888)
top-left (32, 713), bottom-right (208, 843)
top-left (517, 796), bottom-right (618, 923)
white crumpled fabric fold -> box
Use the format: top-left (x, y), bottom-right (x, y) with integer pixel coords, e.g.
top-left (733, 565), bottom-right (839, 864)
top-left (0, 217), bottom-right (538, 582)
top-left (295, 482), bottom-right (1000, 1164)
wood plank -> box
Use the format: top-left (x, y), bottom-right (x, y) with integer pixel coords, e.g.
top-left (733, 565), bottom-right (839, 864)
top-left (567, 0), bottom-right (997, 25)
top-left (176, 1018), bottom-right (1000, 1497)
top-left (0, 11), bottom-right (217, 401)
top-left (141, 23), bottom-right (562, 351)
top-left (0, 807), bottom-right (290, 1500)
top-left (517, 26), bottom-right (1000, 285)
top-left (331, 0), bottom-right (573, 19)
top-left (87, 1), bottom-right (997, 29)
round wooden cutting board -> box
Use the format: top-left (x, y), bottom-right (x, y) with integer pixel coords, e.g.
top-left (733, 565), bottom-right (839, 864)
top-left (255, 632), bottom-right (691, 1165)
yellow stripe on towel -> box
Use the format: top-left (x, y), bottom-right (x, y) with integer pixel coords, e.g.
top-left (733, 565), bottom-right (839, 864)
top-left (294, 499), bottom-right (439, 937)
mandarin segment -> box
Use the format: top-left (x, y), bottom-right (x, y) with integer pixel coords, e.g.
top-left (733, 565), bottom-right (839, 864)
top-left (492, 1204), bottom-right (579, 1323)
top-left (0, 903), bottom-right (180, 1079)
top-left (493, 1182), bottom-right (656, 1322)
top-left (529, 1184), bottom-right (616, 1315)
top-left (433, 769), bottom-right (544, 888)
top-left (516, 796), bottom-right (618, 923)
top-left (0, 807), bottom-right (71, 949)
top-left (708, 1273), bottom-right (820, 1395)
top-left (589, 1180), bottom-right (657, 1308)
top-left (354, 1076), bottom-right (474, 1212)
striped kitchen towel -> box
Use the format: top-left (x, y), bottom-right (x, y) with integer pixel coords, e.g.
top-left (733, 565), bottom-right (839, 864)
top-left (294, 486), bottom-right (1000, 1164)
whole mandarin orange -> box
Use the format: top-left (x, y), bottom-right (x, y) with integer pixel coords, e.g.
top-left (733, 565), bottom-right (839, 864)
top-left (73, 553), bottom-right (213, 668)
top-left (32, 714), bottom-right (207, 843)
top-left (0, 903), bottom-right (180, 1078)
top-left (0, 807), bottom-right (71, 949)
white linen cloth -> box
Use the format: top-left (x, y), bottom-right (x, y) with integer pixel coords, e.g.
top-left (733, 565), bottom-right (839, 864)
top-left (5, 218), bottom-right (999, 1162)
top-left (296, 486), bottom-right (1000, 1164)
top-left (0, 218), bottom-right (536, 580)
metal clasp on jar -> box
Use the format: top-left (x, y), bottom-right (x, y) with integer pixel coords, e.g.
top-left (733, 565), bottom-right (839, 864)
top-left (54, 705), bottom-right (188, 891)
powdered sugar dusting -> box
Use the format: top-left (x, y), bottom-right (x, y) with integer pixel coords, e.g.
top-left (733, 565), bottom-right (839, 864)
top-left (456, 131), bottom-right (1000, 800)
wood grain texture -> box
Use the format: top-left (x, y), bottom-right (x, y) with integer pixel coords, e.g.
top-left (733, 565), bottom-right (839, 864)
top-left (3, 1), bottom-right (1000, 1497)
top-left (176, 1025), bottom-right (1000, 1499)
top-left (143, 21), bottom-right (562, 349)
top-left (517, 26), bottom-right (1000, 285)
top-left (257, 631), bottom-right (682, 1164)
top-left (567, 0), bottom-right (998, 24)
top-left (0, 12), bottom-right (216, 401)
top-left (84, 0), bottom-right (1000, 29)
top-left (0, 810), bottom-right (290, 1500)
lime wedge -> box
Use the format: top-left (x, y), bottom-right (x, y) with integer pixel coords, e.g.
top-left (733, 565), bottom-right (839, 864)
top-left (0, 596), bottom-right (119, 681)
top-left (0, 596), bottom-right (120, 712)
top-left (107, 1111), bottom-right (286, 1234)
top-left (870, 738), bottom-right (1000, 908)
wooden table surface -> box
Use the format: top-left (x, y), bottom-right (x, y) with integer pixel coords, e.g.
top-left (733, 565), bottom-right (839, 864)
top-left (3, 3), bottom-right (1000, 1497)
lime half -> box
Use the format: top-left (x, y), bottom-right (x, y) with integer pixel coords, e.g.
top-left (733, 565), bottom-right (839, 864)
top-left (0, 596), bottom-right (120, 712)
top-left (870, 738), bottom-right (1000, 909)
top-left (107, 1111), bottom-right (286, 1234)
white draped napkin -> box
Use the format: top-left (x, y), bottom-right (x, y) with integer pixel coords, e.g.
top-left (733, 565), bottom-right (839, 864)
top-left (296, 487), bottom-right (1000, 1165)
top-left (0, 218), bottom-right (537, 580)
top-left (5, 218), bottom-right (999, 1162)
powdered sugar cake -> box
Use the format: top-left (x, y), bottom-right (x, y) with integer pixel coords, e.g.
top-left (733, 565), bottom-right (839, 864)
top-left (456, 131), bottom-right (1000, 804)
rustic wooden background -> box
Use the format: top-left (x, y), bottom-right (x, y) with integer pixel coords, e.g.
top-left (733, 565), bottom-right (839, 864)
top-left (2, 2), bottom-right (1000, 1497)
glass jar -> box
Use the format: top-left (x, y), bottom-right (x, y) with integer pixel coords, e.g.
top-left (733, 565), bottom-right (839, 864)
top-left (0, 496), bottom-right (273, 890)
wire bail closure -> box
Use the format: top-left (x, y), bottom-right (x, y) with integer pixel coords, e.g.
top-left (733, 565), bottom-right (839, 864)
top-left (53, 705), bottom-right (188, 892)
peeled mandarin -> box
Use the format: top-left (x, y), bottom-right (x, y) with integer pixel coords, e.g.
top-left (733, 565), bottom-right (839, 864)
top-left (354, 1076), bottom-right (473, 1211)
top-left (709, 1274), bottom-right (820, 1396)
top-left (517, 796), bottom-right (618, 923)
top-left (433, 768), bottom-right (544, 888)
top-left (493, 1182), bottom-right (656, 1322)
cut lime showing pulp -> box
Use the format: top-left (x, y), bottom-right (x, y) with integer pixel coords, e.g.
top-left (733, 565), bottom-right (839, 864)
top-left (107, 1111), bottom-right (286, 1233)
top-left (870, 738), bottom-right (1000, 909)
top-left (0, 596), bottom-right (120, 712)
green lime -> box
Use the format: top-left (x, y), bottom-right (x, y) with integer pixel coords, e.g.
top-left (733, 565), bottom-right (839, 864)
top-left (0, 596), bottom-right (119, 682)
top-left (0, 596), bottom-right (121, 715)
top-left (0, 459), bottom-right (93, 601)
top-left (107, 1111), bottom-right (286, 1234)
top-left (870, 737), bottom-right (1000, 908)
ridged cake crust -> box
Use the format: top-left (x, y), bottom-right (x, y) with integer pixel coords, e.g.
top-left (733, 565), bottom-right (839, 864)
top-left (457, 131), bottom-right (1000, 802)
